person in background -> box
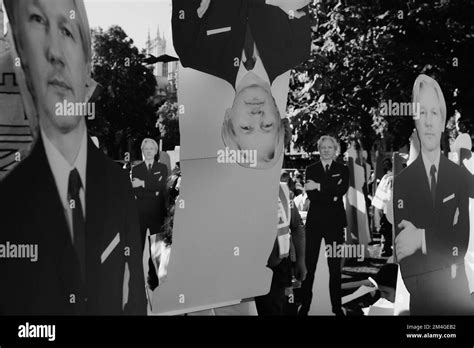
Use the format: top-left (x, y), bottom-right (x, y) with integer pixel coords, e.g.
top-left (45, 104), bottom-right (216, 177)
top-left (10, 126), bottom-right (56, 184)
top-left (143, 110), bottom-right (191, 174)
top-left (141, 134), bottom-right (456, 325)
top-left (131, 138), bottom-right (168, 290)
top-left (297, 135), bottom-right (350, 316)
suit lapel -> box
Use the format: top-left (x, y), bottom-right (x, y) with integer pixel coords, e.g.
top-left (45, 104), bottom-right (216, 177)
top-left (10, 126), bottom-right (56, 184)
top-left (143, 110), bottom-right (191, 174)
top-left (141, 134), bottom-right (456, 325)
top-left (30, 136), bottom-right (80, 308)
top-left (412, 154), bottom-right (435, 213)
top-left (85, 137), bottom-right (107, 284)
top-left (434, 155), bottom-right (450, 227)
top-left (138, 161), bottom-right (146, 177)
top-left (317, 161), bottom-right (324, 176)
top-left (151, 160), bottom-right (159, 175)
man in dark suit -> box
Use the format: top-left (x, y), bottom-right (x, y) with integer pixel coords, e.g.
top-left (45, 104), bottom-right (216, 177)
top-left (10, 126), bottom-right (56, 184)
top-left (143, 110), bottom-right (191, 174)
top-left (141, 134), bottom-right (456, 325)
top-left (297, 135), bottom-right (350, 316)
top-left (394, 74), bottom-right (473, 315)
top-left (131, 138), bottom-right (168, 290)
top-left (0, 0), bottom-right (146, 315)
top-left (172, 0), bottom-right (311, 169)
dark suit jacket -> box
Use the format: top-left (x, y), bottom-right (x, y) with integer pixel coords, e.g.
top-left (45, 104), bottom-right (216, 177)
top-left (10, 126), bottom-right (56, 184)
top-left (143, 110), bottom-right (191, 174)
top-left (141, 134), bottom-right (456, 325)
top-left (305, 161), bottom-right (350, 236)
top-left (172, 0), bottom-right (311, 87)
top-left (131, 161), bottom-right (168, 225)
top-left (394, 154), bottom-right (471, 314)
top-left (0, 134), bottom-right (146, 315)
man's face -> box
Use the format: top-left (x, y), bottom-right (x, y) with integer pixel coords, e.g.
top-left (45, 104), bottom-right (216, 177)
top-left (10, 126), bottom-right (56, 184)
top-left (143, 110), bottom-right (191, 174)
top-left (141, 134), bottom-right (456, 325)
top-left (229, 84), bottom-right (280, 164)
top-left (143, 143), bottom-right (157, 161)
top-left (415, 85), bottom-right (444, 152)
top-left (378, 285), bottom-right (396, 303)
top-left (16, 0), bottom-right (89, 134)
top-left (319, 139), bottom-right (336, 161)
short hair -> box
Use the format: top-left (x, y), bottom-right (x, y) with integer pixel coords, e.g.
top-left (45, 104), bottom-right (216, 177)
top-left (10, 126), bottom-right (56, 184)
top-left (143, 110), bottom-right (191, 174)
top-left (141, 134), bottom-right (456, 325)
top-left (382, 158), bottom-right (393, 173)
top-left (317, 135), bottom-right (340, 156)
top-left (4, 0), bottom-right (92, 65)
top-left (141, 138), bottom-right (158, 152)
top-left (280, 171), bottom-right (290, 183)
top-left (412, 74), bottom-right (447, 125)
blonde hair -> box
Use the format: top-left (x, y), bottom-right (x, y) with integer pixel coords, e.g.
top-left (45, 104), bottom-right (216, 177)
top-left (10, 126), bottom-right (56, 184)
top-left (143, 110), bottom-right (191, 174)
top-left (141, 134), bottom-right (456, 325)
top-left (317, 135), bottom-right (340, 156)
top-left (141, 138), bottom-right (158, 152)
top-left (412, 74), bottom-right (447, 125)
top-left (3, 0), bottom-right (95, 142)
top-left (4, 0), bottom-right (92, 65)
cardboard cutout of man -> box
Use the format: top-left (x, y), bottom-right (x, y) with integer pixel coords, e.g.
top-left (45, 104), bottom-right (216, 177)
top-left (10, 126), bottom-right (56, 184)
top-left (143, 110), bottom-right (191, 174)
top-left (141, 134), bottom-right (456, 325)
top-left (0, 0), bottom-right (146, 315)
top-left (297, 135), bottom-right (350, 316)
top-left (394, 74), bottom-right (473, 315)
top-left (172, 0), bottom-right (311, 169)
top-left (131, 138), bottom-right (168, 290)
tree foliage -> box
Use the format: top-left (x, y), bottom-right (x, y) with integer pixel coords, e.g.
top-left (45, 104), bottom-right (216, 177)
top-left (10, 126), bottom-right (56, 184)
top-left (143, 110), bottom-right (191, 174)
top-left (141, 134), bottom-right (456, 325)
top-left (87, 26), bottom-right (158, 160)
top-left (289, 0), bottom-right (474, 154)
top-left (156, 101), bottom-right (180, 151)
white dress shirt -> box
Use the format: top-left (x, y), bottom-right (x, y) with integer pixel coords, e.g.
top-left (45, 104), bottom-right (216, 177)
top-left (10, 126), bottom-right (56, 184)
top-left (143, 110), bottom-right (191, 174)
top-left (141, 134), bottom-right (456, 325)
top-left (41, 128), bottom-right (88, 242)
top-left (144, 159), bottom-right (154, 169)
top-left (320, 159), bottom-right (333, 172)
top-left (421, 148), bottom-right (441, 189)
top-left (235, 42), bottom-right (271, 88)
top-left (418, 148), bottom-right (441, 255)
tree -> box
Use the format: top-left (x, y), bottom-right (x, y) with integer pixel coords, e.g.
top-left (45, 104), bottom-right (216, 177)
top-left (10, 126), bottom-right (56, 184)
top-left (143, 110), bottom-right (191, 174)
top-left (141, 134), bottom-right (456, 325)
top-left (87, 26), bottom-right (158, 160)
top-left (156, 101), bottom-right (180, 151)
top-left (289, 0), bottom-right (474, 155)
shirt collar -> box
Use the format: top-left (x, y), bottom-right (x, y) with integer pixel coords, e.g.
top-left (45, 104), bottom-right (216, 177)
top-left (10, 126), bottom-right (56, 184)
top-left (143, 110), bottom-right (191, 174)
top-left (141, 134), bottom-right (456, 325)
top-left (321, 159), bottom-right (333, 168)
top-left (421, 148), bottom-right (441, 180)
top-left (41, 127), bottom-right (88, 209)
top-left (235, 43), bottom-right (271, 89)
top-left (144, 159), bottom-right (154, 167)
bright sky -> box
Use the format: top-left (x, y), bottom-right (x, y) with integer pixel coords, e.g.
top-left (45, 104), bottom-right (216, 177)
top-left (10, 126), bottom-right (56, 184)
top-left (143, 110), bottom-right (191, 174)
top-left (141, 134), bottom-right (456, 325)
top-left (84, 0), bottom-right (176, 55)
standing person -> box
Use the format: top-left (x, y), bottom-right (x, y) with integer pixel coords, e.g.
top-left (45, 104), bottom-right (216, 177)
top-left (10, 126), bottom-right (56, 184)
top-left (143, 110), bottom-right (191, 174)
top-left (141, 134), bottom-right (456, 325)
top-left (131, 138), bottom-right (168, 290)
top-left (297, 135), bottom-right (350, 316)
top-left (172, 0), bottom-right (311, 169)
top-left (394, 74), bottom-right (472, 314)
top-left (0, 0), bottom-right (146, 315)
top-left (254, 174), bottom-right (306, 315)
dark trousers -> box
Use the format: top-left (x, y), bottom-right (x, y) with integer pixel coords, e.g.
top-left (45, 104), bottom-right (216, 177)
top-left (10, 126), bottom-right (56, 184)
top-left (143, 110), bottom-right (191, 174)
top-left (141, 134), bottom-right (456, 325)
top-left (296, 224), bottom-right (343, 315)
top-left (379, 214), bottom-right (392, 254)
top-left (137, 199), bottom-right (163, 285)
top-left (255, 257), bottom-right (293, 315)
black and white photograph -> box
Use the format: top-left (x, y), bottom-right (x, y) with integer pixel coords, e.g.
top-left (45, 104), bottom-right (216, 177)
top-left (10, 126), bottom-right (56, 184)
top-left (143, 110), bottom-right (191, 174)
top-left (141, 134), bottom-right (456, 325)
top-left (0, 0), bottom-right (474, 345)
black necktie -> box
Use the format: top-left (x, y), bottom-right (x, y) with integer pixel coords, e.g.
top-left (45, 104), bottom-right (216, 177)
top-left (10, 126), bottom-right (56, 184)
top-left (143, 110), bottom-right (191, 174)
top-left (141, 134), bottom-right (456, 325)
top-left (325, 164), bottom-right (330, 173)
top-left (243, 23), bottom-right (256, 71)
top-left (430, 164), bottom-right (437, 203)
top-left (68, 168), bottom-right (86, 282)
top-left (148, 163), bottom-right (152, 172)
